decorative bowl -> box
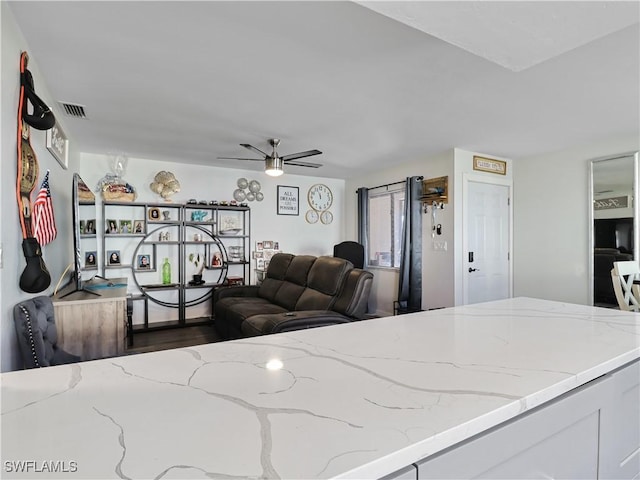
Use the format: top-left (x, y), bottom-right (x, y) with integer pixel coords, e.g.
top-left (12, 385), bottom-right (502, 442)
top-left (219, 228), bottom-right (241, 236)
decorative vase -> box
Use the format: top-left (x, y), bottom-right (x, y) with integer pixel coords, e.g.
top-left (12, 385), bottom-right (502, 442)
top-left (162, 258), bottom-right (171, 284)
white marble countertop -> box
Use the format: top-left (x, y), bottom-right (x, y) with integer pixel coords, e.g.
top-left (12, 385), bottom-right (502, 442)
top-left (2, 297), bottom-right (639, 479)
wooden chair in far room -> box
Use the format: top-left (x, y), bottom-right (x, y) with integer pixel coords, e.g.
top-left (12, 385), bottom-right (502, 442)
top-left (13, 296), bottom-right (81, 369)
top-left (611, 261), bottom-right (640, 312)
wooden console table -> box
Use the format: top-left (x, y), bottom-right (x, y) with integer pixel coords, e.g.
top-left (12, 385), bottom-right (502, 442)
top-left (51, 278), bottom-right (128, 360)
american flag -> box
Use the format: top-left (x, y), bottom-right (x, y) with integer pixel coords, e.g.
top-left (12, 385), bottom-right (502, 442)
top-left (32, 170), bottom-right (57, 246)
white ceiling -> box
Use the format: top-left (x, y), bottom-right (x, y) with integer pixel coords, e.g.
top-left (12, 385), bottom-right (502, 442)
top-left (7, 1), bottom-right (640, 180)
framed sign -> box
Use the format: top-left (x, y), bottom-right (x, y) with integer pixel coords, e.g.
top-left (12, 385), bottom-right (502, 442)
top-left (46, 121), bottom-right (69, 170)
top-left (594, 196), bottom-right (630, 210)
top-left (473, 156), bottom-right (506, 175)
top-left (277, 185), bottom-right (299, 215)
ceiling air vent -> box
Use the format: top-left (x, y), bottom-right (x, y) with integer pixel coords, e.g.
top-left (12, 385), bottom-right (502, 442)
top-left (59, 102), bottom-right (87, 118)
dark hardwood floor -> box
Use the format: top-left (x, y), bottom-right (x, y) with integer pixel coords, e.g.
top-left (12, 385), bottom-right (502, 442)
top-left (125, 324), bottom-right (222, 355)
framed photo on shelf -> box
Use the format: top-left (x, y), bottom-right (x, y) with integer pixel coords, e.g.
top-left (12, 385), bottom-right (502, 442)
top-left (133, 220), bottom-right (144, 234)
top-left (119, 219), bottom-right (133, 234)
top-left (148, 207), bottom-right (160, 221)
top-left (84, 251), bottom-right (97, 269)
top-left (107, 250), bottom-right (121, 265)
top-left (263, 240), bottom-right (273, 250)
top-left (106, 219), bottom-right (118, 234)
top-left (256, 258), bottom-right (265, 270)
top-left (211, 251), bottom-right (223, 267)
top-left (277, 185), bottom-right (299, 216)
top-left (137, 254), bottom-right (151, 270)
top-left (85, 219), bottom-right (96, 234)
top-left (256, 242), bottom-right (263, 251)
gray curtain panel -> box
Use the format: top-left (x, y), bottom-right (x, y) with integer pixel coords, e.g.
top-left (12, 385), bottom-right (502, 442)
top-left (356, 187), bottom-right (369, 262)
top-left (397, 176), bottom-right (423, 313)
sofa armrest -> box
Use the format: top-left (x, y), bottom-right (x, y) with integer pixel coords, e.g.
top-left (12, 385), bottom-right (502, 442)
top-left (241, 310), bottom-right (351, 337)
top-left (333, 269), bottom-right (373, 319)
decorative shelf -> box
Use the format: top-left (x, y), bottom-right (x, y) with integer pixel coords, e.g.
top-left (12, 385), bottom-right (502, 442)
top-left (420, 176), bottom-right (448, 204)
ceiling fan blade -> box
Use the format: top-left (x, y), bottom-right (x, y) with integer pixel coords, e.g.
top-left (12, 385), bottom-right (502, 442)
top-left (240, 144), bottom-right (268, 157)
top-left (281, 149), bottom-right (322, 162)
top-left (217, 157), bottom-right (264, 162)
top-left (283, 160), bottom-right (323, 168)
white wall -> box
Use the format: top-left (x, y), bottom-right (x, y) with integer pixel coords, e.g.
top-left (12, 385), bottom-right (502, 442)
top-left (513, 134), bottom-right (640, 305)
top-left (1, 4), bottom-right (81, 372)
top-left (345, 150), bottom-right (454, 316)
top-left (80, 153), bottom-right (345, 325)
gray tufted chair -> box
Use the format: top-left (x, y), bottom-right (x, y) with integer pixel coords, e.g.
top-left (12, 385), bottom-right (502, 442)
top-left (13, 296), bottom-right (80, 369)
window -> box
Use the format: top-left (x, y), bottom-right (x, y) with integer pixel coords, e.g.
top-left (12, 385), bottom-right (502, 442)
top-left (367, 186), bottom-right (405, 268)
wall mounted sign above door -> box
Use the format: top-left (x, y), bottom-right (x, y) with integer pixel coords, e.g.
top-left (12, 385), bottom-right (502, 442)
top-left (473, 156), bottom-right (506, 175)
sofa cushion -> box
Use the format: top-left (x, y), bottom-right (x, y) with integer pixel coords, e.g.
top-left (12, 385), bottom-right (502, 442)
top-left (215, 297), bottom-right (287, 333)
top-left (258, 253), bottom-right (294, 303)
top-left (295, 256), bottom-right (353, 311)
top-left (272, 255), bottom-right (317, 310)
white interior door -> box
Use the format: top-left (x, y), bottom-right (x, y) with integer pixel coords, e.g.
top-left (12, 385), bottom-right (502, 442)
top-left (465, 180), bottom-right (511, 304)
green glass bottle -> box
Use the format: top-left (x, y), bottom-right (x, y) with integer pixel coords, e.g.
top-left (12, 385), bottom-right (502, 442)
top-left (162, 258), bottom-right (171, 284)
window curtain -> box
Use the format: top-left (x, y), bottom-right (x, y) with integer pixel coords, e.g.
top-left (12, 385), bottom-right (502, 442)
top-left (397, 176), bottom-right (423, 313)
top-left (356, 187), bottom-right (369, 263)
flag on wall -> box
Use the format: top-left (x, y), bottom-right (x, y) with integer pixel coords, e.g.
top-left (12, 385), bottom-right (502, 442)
top-left (32, 170), bottom-right (57, 246)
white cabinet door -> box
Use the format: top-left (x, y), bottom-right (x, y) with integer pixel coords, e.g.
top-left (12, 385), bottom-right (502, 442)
top-left (599, 359), bottom-right (640, 479)
top-left (417, 375), bottom-right (608, 479)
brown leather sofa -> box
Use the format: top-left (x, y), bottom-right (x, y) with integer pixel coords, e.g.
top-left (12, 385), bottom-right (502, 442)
top-left (214, 253), bottom-right (373, 339)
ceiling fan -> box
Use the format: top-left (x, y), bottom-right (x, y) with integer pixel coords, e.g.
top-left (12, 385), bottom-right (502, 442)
top-left (218, 138), bottom-right (322, 177)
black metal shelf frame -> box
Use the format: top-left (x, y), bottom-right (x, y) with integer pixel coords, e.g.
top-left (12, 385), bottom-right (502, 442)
top-left (100, 201), bottom-right (250, 333)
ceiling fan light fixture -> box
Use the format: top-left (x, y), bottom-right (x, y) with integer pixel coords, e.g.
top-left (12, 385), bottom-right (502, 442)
top-left (265, 156), bottom-right (284, 177)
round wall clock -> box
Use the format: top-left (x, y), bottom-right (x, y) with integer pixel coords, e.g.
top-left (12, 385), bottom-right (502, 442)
top-left (320, 211), bottom-right (333, 225)
top-left (307, 184), bottom-right (333, 212)
top-left (305, 209), bottom-right (319, 224)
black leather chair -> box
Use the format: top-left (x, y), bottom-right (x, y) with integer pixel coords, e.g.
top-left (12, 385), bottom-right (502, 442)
top-left (333, 241), bottom-right (365, 269)
top-left (13, 296), bottom-right (80, 368)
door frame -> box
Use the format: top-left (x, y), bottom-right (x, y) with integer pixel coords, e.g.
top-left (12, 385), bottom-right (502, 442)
top-left (461, 173), bottom-right (514, 305)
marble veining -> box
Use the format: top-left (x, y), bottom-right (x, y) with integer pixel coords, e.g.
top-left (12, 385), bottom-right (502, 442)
top-left (2, 297), bottom-right (639, 479)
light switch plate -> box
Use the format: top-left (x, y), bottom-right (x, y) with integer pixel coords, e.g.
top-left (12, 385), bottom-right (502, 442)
top-left (433, 241), bottom-right (448, 251)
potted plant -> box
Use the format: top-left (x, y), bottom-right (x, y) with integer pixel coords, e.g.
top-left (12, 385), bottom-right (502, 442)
top-left (188, 252), bottom-right (205, 284)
